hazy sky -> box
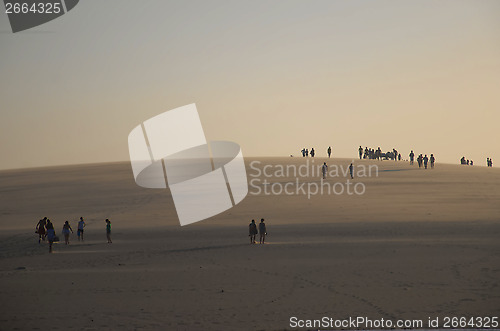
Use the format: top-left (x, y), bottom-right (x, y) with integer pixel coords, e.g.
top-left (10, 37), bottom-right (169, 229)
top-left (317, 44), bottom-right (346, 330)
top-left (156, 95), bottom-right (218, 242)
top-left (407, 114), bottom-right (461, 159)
top-left (1, 0), bottom-right (499, 170)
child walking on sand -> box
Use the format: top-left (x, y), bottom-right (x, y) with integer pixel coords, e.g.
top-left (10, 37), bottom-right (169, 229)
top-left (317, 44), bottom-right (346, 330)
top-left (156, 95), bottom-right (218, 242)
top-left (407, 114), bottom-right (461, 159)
top-left (62, 221), bottom-right (73, 245)
top-left (105, 219), bottom-right (112, 243)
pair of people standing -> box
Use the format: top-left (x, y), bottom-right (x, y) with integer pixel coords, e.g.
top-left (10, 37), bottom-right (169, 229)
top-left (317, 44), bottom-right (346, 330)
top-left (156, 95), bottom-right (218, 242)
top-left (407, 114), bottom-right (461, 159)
top-left (249, 219), bottom-right (267, 244)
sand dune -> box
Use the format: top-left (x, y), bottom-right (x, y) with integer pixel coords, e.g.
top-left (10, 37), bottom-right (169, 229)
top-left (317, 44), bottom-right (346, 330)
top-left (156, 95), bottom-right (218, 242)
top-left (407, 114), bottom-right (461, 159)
top-left (0, 158), bottom-right (499, 330)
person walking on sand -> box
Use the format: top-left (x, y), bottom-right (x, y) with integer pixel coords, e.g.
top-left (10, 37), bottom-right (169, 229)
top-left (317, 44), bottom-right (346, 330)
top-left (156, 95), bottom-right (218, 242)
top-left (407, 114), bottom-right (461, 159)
top-left (46, 220), bottom-right (55, 253)
top-left (349, 163), bottom-right (354, 179)
top-left (77, 217), bottom-right (85, 241)
top-left (310, 148), bottom-right (315, 158)
top-left (327, 146), bottom-right (332, 158)
top-left (62, 221), bottom-right (73, 245)
top-left (249, 219), bottom-right (258, 244)
top-left (359, 146), bottom-right (363, 160)
top-left (36, 217), bottom-right (47, 243)
top-left (259, 219), bottom-right (267, 244)
top-left (322, 162), bottom-right (328, 179)
top-left (409, 150), bottom-right (414, 165)
top-left (105, 219), bottom-right (112, 243)
top-left (430, 154), bottom-right (435, 168)
top-left (423, 155), bottom-right (429, 169)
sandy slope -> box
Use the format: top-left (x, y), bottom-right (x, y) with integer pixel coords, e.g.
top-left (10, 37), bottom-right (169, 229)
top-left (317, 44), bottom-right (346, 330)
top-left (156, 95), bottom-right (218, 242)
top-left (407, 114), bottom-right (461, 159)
top-left (0, 158), bottom-right (499, 330)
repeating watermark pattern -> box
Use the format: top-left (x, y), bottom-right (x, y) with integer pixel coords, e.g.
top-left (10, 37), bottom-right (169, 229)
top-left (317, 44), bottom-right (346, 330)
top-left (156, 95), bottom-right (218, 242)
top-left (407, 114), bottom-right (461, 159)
top-left (3, 0), bottom-right (79, 33)
top-left (128, 104), bottom-right (248, 226)
top-left (249, 160), bottom-right (378, 199)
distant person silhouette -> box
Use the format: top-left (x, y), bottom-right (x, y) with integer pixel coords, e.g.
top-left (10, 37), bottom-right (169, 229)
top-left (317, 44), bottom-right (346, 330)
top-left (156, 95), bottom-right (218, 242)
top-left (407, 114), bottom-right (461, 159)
top-left (327, 146), bottom-right (332, 158)
top-left (46, 220), bottom-right (55, 253)
top-left (249, 219), bottom-right (258, 244)
top-left (349, 163), bottom-right (354, 179)
top-left (417, 154), bottom-right (423, 168)
top-left (398, 153), bottom-right (401, 161)
top-left (105, 219), bottom-right (112, 243)
top-left (301, 148), bottom-right (305, 157)
top-left (77, 217), bottom-right (85, 241)
top-left (310, 148), bottom-right (315, 157)
top-left (36, 217), bottom-right (47, 243)
top-left (430, 154), bottom-right (435, 168)
top-left (305, 149), bottom-right (309, 157)
top-left (409, 151), bottom-right (414, 165)
top-left (259, 219), bottom-right (267, 244)
top-left (470, 160), bottom-right (473, 166)
top-left (423, 155), bottom-right (429, 169)
top-left (467, 159), bottom-right (470, 165)
top-left (322, 162), bottom-right (328, 179)
top-left (62, 221), bottom-right (73, 245)
top-left (358, 146), bottom-right (363, 160)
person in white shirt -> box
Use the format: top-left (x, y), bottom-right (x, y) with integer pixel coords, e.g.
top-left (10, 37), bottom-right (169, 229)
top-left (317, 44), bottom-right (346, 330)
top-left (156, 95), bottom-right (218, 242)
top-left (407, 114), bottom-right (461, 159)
top-left (77, 217), bottom-right (85, 241)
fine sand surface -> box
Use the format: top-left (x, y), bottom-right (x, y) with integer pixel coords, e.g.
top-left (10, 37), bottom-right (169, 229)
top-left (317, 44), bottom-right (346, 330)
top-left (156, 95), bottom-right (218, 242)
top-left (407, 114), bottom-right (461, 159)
top-left (0, 157), bottom-right (499, 330)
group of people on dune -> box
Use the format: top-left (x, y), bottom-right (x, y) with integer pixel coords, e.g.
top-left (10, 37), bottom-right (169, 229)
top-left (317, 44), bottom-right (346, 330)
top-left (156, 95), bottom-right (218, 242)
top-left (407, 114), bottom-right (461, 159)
top-left (409, 151), bottom-right (435, 169)
top-left (36, 216), bottom-right (112, 252)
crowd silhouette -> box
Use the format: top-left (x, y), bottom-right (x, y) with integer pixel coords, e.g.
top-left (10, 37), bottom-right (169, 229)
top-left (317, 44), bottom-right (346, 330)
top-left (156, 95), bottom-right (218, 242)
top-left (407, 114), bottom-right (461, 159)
top-left (358, 146), bottom-right (401, 161)
top-left (35, 216), bottom-right (112, 253)
top-left (358, 147), bottom-right (437, 169)
top-left (296, 146), bottom-right (493, 169)
top-left (300, 147), bottom-right (317, 157)
top-left (461, 157), bottom-right (474, 166)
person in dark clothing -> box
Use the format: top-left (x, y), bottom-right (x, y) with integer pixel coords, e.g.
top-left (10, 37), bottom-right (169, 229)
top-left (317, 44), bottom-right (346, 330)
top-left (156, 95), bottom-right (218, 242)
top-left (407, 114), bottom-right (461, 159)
top-left (259, 219), bottom-right (267, 244)
top-left (46, 219), bottom-right (55, 253)
top-left (36, 217), bottom-right (47, 243)
top-left (249, 219), bottom-right (258, 244)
